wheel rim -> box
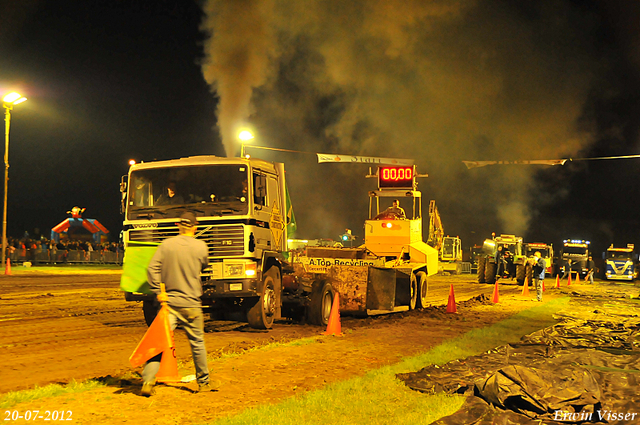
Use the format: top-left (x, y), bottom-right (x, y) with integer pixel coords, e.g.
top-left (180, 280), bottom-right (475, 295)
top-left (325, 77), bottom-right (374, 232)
top-left (263, 283), bottom-right (276, 319)
top-left (417, 272), bottom-right (428, 308)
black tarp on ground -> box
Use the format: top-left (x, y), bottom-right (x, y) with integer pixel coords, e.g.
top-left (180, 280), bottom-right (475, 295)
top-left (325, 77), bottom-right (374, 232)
top-left (397, 293), bottom-right (640, 424)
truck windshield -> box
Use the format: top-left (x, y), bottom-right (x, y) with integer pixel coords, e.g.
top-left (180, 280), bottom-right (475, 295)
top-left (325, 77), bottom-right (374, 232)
top-left (127, 165), bottom-right (249, 220)
top-left (606, 251), bottom-right (633, 260)
top-left (563, 246), bottom-right (588, 256)
top-left (527, 247), bottom-right (550, 258)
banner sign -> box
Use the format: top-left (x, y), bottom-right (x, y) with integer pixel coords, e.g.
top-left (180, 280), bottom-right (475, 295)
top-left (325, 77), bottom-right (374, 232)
top-left (317, 153), bottom-right (414, 166)
top-left (462, 159), bottom-right (568, 169)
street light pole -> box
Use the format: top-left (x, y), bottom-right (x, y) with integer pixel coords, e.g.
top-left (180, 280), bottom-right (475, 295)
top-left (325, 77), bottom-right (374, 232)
top-left (2, 92), bottom-right (27, 267)
top-left (2, 104), bottom-right (11, 266)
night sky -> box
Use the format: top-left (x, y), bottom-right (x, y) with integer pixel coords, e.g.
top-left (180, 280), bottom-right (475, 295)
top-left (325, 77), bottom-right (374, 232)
top-left (2, 0), bottom-right (640, 258)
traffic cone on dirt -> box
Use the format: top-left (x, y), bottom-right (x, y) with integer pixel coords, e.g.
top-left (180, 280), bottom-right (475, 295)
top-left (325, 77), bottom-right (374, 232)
top-left (492, 281), bottom-right (500, 303)
top-left (446, 284), bottom-right (457, 313)
top-left (4, 258), bottom-right (11, 275)
top-left (575, 273), bottom-right (580, 284)
top-left (555, 274), bottom-right (560, 289)
top-left (156, 347), bottom-right (181, 383)
top-left (568, 272), bottom-right (572, 287)
top-left (542, 279), bottom-right (546, 292)
top-left (522, 278), bottom-right (530, 296)
top-left (323, 292), bottom-right (342, 336)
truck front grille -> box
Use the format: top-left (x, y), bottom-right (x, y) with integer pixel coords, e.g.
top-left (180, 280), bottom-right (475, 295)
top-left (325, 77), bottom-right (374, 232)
top-left (129, 224), bottom-right (245, 259)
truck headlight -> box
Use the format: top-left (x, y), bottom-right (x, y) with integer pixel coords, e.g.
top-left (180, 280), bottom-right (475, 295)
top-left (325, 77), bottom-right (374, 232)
top-left (224, 263), bottom-right (245, 277)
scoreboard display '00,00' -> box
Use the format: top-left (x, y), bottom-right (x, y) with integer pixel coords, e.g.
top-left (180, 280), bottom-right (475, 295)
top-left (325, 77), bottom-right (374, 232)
top-left (378, 166), bottom-right (415, 189)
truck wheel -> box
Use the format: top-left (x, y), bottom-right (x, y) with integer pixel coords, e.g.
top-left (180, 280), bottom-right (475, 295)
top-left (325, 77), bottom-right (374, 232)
top-left (485, 261), bottom-right (497, 284)
top-left (525, 264), bottom-right (533, 286)
top-left (416, 271), bottom-right (428, 308)
top-left (142, 300), bottom-right (157, 326)
top-left (308, 280), bottom-right (335, 326)
top-left (409, 273), bottom-right (418, 310)
top-left (515, 264), bottom-right (525, 285)
top-left (247, 266), bottom-right (280, 329)
top-left (477, 256), bottom-right (486, 283)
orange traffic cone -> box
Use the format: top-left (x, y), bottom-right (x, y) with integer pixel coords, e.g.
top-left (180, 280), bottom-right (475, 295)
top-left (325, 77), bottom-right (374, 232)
top-left (575, 273), bottom-right (580, 284)
top-left (555, 274), bottom-right (560, 289)
top-left (156, 346), bottom-right (181, 383)
top-left (323, 292), bottom-right (342, 336)
top-left (446, 284), bottom-right (457, 313)
top-left (492, 281), bottom-right (500, 303)
top-left (522, 278), bottom-right (530, 296)
top-left (568, 272), bottom-right (572, 286)
top-left (542, 279), bottom-right (546, 292)
top-left (4, 258), bottom-right (11, 275)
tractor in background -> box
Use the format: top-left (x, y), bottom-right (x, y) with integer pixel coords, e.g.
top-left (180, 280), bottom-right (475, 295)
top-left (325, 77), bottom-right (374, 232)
top-left (477, 234), bottom-right (530, 285)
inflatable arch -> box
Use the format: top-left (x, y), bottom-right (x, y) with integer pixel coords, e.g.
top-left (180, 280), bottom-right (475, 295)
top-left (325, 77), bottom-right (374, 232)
top-left (51, 206), bottom-right (109, 243)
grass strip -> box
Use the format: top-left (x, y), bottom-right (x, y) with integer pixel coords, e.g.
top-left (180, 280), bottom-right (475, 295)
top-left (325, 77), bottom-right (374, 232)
top-left (0, 380), bottom-right (109, 409)
top-left (208, 297), bottom-right (569, 425)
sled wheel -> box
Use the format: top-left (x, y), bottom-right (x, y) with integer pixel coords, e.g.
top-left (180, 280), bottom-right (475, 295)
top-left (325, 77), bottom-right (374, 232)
top-left (416, 271), bottom-right (428, 308)
top-left (308, 280), bottom-right (335, 326)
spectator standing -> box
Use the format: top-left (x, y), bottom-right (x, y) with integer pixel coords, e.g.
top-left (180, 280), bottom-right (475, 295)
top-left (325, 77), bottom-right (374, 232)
top-left (532, 251), bottom-right (546, 302)
top-left (586, 255), bottom-right (596, 284)
top-left (561, 259), bottom-right (572, 280)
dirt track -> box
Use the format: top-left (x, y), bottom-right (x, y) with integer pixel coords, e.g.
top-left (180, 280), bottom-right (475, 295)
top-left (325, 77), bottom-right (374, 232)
top-left (0, 270), bottom-right (560, 424)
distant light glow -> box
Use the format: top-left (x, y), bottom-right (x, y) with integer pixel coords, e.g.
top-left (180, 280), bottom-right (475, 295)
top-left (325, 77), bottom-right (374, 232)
top-left (129, 159), bottom-right (136, 166)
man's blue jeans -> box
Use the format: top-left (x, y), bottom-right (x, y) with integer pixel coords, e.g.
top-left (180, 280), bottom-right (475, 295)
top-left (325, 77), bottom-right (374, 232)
top-left (142, 306), bottom-right (209, 385)
top-left (534, 277), bottom-right (543, 302)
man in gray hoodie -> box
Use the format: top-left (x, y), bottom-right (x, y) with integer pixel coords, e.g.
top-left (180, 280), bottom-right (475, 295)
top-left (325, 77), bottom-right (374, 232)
top-left (141, 212), bottom-right (211, 396)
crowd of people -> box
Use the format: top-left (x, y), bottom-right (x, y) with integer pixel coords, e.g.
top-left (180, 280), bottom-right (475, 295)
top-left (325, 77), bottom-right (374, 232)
top-left (6, 235), bottom-right (123, 264)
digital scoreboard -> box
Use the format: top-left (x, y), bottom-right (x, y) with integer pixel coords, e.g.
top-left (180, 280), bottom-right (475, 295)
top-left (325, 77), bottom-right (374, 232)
top-left (378, 166), bottom-right (415, 189)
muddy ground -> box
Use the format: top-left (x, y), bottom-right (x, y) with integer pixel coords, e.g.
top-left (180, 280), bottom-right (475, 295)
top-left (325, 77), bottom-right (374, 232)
top-left (1, 270), bottom-right (622, 424)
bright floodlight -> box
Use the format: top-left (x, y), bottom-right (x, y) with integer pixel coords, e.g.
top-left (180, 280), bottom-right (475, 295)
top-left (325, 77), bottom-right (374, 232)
top-left (238, 130), bottom-right (254, 141)
top-left (129, 159), bottom-right (136, 166)
top-left (2, 92), bottom-right (27, 105)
